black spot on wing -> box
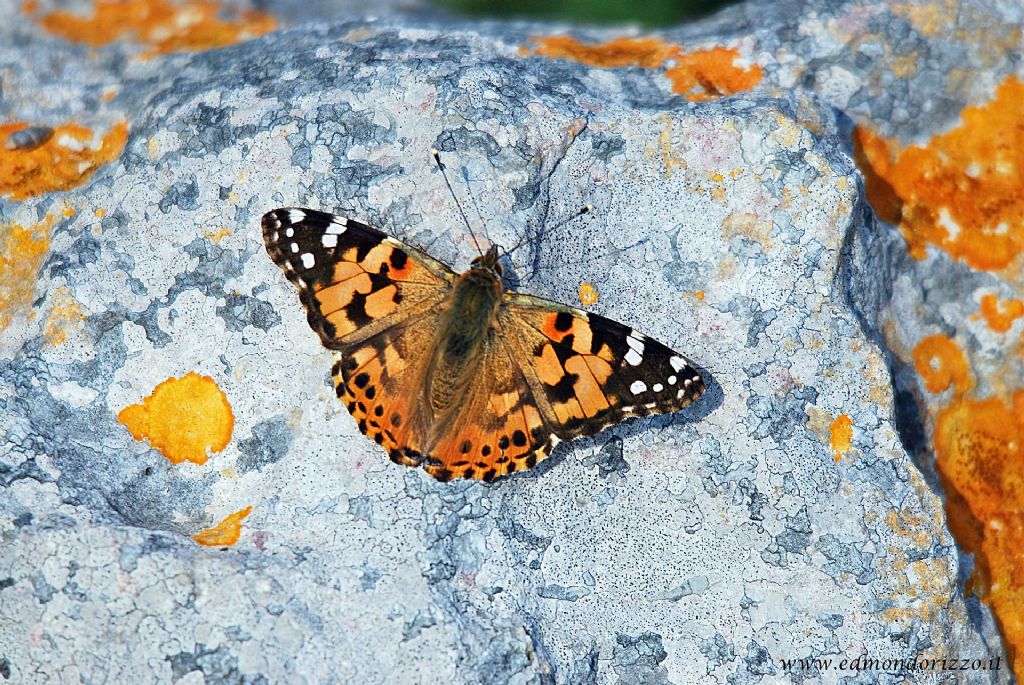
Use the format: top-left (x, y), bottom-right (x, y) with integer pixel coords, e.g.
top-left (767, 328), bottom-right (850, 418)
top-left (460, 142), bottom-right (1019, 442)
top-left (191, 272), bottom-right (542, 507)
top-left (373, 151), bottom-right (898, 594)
top-left (390, 250), bottom-right (408, 270)
top-left (546, 373), bottom-right (578, 404)
top-left (345, 291), bottom-right (373, 328)
top-left (585, 312), bottom-right (631, 358)
top-left (553, 310), bottom-right (573, 332)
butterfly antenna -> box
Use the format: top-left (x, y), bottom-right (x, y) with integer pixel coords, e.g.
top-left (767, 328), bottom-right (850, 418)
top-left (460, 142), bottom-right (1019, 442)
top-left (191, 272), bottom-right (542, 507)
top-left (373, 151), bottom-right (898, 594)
top-left (431, 149), bottom-right (484, 256)
top-left (500, 203), bottom-right (593, 261)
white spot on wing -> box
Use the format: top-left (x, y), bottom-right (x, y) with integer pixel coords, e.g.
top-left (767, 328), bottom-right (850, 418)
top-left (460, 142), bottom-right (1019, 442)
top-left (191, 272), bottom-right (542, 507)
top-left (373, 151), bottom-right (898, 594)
top-left (668, 375), bottom-right (677, 385)
top-left (670, 356), bottom-right (686, 372)
top-left (325, 217), bottom-right (347, 235)
top-left (625, 349), bottom-right (643, 366)
top-left (285, 227), bottom-right (294, 238)
top-left (322, 234), bottom-right (338, 248)
top-left (630, 380), bottom-right (647, 395)
top-left (290, 243), bottom-right (299, 253)
top-left (301, 253), bottom-right (315, 269)
top-left (653, 383), bottom-right (664, 392)
top-left (286, 209), bottom-right (306, 224)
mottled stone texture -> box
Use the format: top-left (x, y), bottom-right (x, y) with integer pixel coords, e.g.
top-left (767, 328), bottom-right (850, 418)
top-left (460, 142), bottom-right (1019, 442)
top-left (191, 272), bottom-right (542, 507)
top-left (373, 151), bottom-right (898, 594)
top-left (1, 0), bottom-right (1019, 683)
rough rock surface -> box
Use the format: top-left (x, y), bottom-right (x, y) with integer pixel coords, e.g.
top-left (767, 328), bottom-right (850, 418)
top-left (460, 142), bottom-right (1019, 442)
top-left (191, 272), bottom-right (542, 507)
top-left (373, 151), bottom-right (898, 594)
top-left (1, 0), bottom-right (1018, 684)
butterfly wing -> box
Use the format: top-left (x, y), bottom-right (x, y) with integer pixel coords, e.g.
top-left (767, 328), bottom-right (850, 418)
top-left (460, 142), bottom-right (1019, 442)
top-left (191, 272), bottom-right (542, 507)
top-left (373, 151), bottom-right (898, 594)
top-left (420, 292), bottom-right (706, 481)
top-left (502, 292), bottom-right (704, 428)
top-left (416, 336), bottom-right (556, 481)
top-left (263, 207), bottom-right (455, 467)
top-left (262, 208), bottom-right (455, 348)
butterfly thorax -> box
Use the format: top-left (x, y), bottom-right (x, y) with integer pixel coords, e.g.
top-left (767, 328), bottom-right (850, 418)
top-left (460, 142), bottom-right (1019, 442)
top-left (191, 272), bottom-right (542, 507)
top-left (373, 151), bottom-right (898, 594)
top-left (425, 248), bottom-right (504, 417)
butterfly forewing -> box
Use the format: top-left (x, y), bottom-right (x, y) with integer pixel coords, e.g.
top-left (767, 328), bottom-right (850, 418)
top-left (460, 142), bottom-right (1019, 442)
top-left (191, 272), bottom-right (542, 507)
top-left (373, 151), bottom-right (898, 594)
top-left (262, 208), bottom-right (454, 347)
top-left (501, 293), bottom-right (705, 444)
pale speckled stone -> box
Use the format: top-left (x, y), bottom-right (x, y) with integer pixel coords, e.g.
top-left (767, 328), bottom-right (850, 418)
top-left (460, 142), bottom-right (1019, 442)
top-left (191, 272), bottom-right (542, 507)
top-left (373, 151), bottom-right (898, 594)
top-left (1, 1), bottom-right (1017, 684)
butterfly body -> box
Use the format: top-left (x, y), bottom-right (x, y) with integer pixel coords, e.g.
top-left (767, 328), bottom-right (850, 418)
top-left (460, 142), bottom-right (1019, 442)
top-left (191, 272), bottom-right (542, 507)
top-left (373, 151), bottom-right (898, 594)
top-left (428, 247), bottom-right (504, 415)
top-left (263, 207), bottom-right (705, 481)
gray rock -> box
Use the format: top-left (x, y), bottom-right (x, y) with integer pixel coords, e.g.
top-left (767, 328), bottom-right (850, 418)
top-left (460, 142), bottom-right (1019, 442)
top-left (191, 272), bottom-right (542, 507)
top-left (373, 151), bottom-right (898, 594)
top-left (1, 1), bottom-right (1016, 684)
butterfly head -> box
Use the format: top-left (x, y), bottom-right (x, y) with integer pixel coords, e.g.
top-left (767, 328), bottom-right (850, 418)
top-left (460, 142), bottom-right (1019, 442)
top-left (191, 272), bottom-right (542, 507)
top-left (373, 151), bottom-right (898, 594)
top-left (469, 245), bottom-right (504, 280)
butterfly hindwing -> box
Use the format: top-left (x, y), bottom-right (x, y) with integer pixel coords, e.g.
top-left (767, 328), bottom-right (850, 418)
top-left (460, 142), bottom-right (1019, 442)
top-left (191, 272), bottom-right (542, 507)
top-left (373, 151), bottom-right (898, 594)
top-left (330, 313), bottom-right (440, 469)
top-left (262, 207), bottom-right (454, 348)
top-left (419, 340), bottom-right (555, 481)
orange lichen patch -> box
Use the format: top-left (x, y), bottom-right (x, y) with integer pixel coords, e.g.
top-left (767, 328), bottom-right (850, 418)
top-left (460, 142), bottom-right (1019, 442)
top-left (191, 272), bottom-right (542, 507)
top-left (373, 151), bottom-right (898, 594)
top-left (853, 77), bottom-right (1024, 271)
top-left (525, 37), bottom-right (761, 102)
top-left (911, 334), bottom-right (973, 396)
top-left (0, 121), bottom-right (128, 200)
top-left (94, 208), bottom-right (106, 218)
top-left (43, 287), bottom-right (87, 346)
top-left (193, 505), bottom-right (252, 546)
top-left (664, 47), bottom-right (763, 102)
top-left (0, 215), bottom-right (55, 332)
top-left (933, 393), bottom-right (1024, 679)
top-left (118, 372), bottom-right (235, 465)
top-left (33, 0), bottom-right (275, 55)
top-left (526, 36), bottom-right (677, 69)
top-left (829, 414), bottom-right (853, 462)
top-left (979, 294), bottom-right (1024, 333)
top-left (578, 282), bottom-right (599, 306)
top-left (204, 225), bottom-right (232, 244)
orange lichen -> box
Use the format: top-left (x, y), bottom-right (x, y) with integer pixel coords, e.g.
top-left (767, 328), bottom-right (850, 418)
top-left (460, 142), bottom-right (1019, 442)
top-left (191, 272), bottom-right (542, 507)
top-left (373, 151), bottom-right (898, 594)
top-left (0, 121), bottom-right (128, 200)
top-left (664, 47), bottom-right (764, 102)
top-left (0, 215), bottom-right (55, 332)
top-left (525, 37), bottom-right (761, 102)
top-left (979, 294), bottom-right (1024, 333)
top-left (204, 225), bottom-right (232, 244)
top-left (43, 287), bottom-right (87, 346)
top-left (32, 0), bottom-right (275, 55)
top-left (578, 282), bottom-right (599, 306)
top-left (933, 393), bottom-right (1024, 679)
top-left (912, 333), bottom-right (1024, 679)
top-left (829, 414), bottom-right (853, 462)
top-left (853, 77), bottom-right (1024, 271)
top-left (193, 505), bottom-right (252, 546)
top-left (911, 333), bottom-right (972, 396)
top-left (526, 36), bottom-right (676, 69)
top-left (118, 372), bottom-right (235, 465)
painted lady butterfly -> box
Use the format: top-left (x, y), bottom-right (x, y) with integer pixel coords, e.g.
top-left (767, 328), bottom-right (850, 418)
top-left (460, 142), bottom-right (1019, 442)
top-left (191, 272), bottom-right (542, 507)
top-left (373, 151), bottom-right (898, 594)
top-left (263, 199), bottom-right (705, 481)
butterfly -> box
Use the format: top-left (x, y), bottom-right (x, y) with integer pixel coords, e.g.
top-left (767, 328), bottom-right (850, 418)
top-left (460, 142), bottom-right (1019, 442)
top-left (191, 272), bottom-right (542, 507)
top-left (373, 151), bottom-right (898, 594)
top-left (262, 205), bottom-right (706, 481)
